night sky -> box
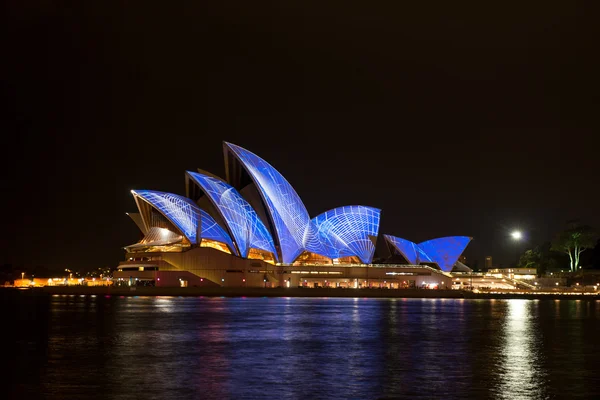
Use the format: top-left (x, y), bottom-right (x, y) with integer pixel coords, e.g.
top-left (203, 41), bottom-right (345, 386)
top-left (2, 2), bottom-right (599, 272)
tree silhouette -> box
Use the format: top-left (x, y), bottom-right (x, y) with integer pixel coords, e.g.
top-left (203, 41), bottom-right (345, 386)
top-left (551, 224), bottom-right (599, 272)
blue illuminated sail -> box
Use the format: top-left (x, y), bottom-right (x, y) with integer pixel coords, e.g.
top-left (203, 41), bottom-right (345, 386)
top-left (131, 190), bottom-right (236, 253)
top-left (225, 142), bottom-right (311, 263)
top-left (384, 234), bottom-right (470, 271)
top-left (383, 235), bottom-right (419, 264)
top-left (417, 236), bottom-right (472, 272)
top-left (311, 206), bottom-right (381, 263)
top-left (187, 171), bottom-right (278, 260)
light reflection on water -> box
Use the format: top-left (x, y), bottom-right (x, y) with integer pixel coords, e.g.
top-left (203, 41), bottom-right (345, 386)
top-left (4, 293), bottom-right (600, 400)
top-left (497, 300), bottom-right (546, 400)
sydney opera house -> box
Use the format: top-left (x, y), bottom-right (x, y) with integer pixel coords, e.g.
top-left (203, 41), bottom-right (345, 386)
top-left (114, 142), bottom-right (472, 289)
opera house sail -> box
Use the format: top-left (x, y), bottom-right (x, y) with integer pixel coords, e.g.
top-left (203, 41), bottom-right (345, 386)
top-left (223, 142), bottom-right (314, 264)
top-left (186, 171), bottom-right (278, 262)
top-left (310, 206), bottom-right (381, 264)
top-left (383, 235), bottom-right (472, 272)
top-left (118, 142), bottom-right (472, 288)
top-left (130, 190), bottom-right (237, 254)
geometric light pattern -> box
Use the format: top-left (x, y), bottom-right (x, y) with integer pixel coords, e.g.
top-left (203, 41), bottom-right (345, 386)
top-left (131, 190), bottom-right (236, 253)
top-left (225, 142), bottom-right (311, 263)
top-left (197, 208), bottom-right (238, 255)
top-left (310, 206), bottom-right (381, 263)
top-left (127, 143), bottom-right (473, 267)
top-left (186, 171), bottom-right (278, 260)
top-left (384, 235), bottom-right (471, 271)
top-left (416, 245), bottom-right (433, 263)
top-left (417, 236), bottom-right (472, 272)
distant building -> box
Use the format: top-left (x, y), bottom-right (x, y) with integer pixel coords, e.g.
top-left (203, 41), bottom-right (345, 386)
top-left (485, 256), bottom-right (493, 269)
top-left (488, 268), bottom-right (536, 280)
top-left (458, 255), bottom-right (467, 264)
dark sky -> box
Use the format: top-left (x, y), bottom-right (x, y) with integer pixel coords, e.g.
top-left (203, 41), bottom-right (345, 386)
top-left (2, 2), bottom-right (599, 271)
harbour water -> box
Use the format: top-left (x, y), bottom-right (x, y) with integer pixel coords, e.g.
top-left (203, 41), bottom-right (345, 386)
top-left (4, 292), bottom-right (600, 399)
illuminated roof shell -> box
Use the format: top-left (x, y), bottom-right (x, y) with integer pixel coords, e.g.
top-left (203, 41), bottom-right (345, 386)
top-left (384, 235), bottom-right (471, 271)
top-left (186, 171), bottom-right (278, 260)
top-left (131, 190), bottom-right (236, 253)
top-left (383, 235), bottom-right (419, 264)
top-left (224, 142), bottom-right (311, 263)
top-left (310, 206), bottom-right (381, 264)
top-left (417, 236), bottom-right (472, 272)
top-left (127, 143), bottom-right (473, 267)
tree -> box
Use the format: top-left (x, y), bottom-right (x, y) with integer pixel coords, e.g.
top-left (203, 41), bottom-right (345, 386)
top-left (551, 225), bottom-right (599, 272)
top-left (517, 242), bottom-right (567, 276)
top-left (518, 248), bottom-right (541, 269)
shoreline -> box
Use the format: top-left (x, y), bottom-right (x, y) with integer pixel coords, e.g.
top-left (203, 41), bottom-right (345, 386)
top-left (3, 286), bottom-right (599, 300)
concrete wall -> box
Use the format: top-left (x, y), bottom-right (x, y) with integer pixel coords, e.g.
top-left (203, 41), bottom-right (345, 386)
top-left (161, 247), bottom-right (273, 287)
top-left (117, 247), bottom-right (453, 289)
top-left (112, 270), bottom-right (221, 287)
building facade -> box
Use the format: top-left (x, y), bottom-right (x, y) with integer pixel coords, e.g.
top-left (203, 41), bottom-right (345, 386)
top-left (485, 256), bottom-right (493, 269)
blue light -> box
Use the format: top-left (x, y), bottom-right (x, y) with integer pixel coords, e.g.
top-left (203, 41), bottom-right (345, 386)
top-left (417, 236), bottom-right (472, 272)
top-left (383, 235), bottom-right (418, 264)
top-left (199, 208), bottom-right (238, 255)
top-left (416, 245), bottom-right (433, 263)
top-left (384, 235), bottom-right (471, 271)
top-left (225, 142), bottom-right (311, 263)
top-left (131, 190), bottom-right (236, 253)
top-left (187, 171), bottom-right (278, 260)
top-left (311, 206), bottom-right (381, 263)
top-left (130, 143), bottom-right (472, 269)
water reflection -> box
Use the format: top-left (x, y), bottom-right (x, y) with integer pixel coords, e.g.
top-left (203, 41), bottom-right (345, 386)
top-left (496, 300), bottom-right (546, 399)
top-left (4, 293), bottom-right (600, 400)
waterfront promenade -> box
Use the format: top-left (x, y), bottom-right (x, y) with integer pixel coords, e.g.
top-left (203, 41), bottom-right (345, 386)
top-left (4, 286), bottom-right (599, 300)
